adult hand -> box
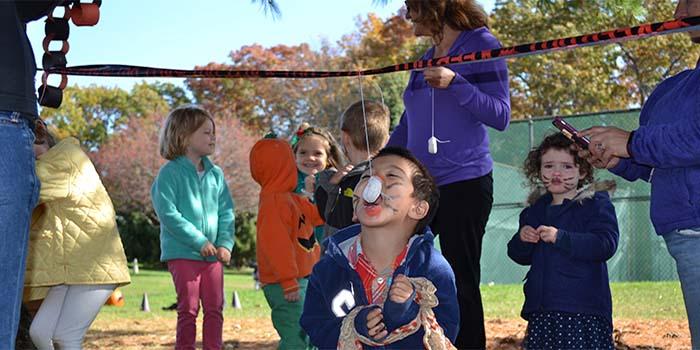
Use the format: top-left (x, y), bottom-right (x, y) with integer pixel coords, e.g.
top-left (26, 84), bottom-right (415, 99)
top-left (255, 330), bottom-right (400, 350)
top-left (537, 225), bottom-right (558, 243)
top-left (330, 164), bottom-right (354, 185)
top-left (423, 67), bottom-right (456, 89)
top-left (579, 126), bottom-right (632, 166)
top-left (519, 225), bottom-right (539, 243)
top-left (574, 144), bottom-right (621, 169)
top-left (388, 274), bottom-right (414, 304)
top-left (200, 241), bottom-right (216, 257)
top-left (284, 289), bottom-right (300, 302)
top-left (366, 308), bottom-right (388, 340)
top-left (216, 247), bottom-right (231, 265)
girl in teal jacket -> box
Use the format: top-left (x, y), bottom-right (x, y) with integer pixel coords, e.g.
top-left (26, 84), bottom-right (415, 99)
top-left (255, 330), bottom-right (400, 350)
top-left (151, 105), bottom-right (235, 350)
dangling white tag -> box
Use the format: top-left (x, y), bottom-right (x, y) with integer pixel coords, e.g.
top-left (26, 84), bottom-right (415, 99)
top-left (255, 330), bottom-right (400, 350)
top-left (428, 136), bottom-right (438, 154)
top-left (362, 176), bottom-right (382, 203)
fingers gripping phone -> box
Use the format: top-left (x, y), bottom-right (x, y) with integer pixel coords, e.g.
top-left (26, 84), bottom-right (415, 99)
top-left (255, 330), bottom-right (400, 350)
top-left (552, 117), bottom-right (590, 148)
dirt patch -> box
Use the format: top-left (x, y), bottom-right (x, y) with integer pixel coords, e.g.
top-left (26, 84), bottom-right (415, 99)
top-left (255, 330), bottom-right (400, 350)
top-left (83, 317), bottom-right (691, 349)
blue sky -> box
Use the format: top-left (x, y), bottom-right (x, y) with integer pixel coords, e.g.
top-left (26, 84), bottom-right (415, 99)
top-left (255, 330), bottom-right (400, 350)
top-left (27, 0), bottom-right (495, 90)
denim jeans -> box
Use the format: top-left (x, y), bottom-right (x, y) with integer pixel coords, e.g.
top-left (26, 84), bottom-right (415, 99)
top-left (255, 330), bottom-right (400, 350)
top-left (0, 111), bottom-right (39, 349)
top-left (664, 228), bottom-right (700, 349)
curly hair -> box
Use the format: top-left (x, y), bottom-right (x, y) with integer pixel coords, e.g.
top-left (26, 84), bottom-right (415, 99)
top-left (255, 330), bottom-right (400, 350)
top-left (523, 133), bottom-right (594, 190)
top-left (405, 0), bottom-right (488, 44)
top-left (292, 123), bottom-right (344, 170)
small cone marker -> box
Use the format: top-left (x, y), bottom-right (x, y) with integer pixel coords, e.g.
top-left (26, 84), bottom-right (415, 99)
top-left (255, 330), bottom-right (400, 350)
top-left (232, 291), bottom-right (242, 310)
top-left (133, 258), bottom-right (139, 274)
top-left (141, 293), bottom-right (151, 312)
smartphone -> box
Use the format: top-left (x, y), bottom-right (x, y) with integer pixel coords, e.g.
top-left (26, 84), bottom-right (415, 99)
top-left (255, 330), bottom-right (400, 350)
top-left (552, 117), bottom-right (590, 148)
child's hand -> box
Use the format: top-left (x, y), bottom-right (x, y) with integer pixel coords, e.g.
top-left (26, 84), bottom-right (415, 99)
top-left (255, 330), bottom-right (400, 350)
top-left (303, 169), bottom-right (317, 195)
top-left (283, 290), bottom-right (300, 302)
top-left (330, 164), bottom-right (354, 185)
top-left (200, 241), bottom-right (216, 257)
top-left (366, 308), bottom-right (388, 339)
top-left (216, 247), bottom-right (231, 265)
top-left (519, 225), bottom-right (539, 243)
top-left (388, 274), bottom-right (414, 304)
top-left (537, 225), bottom-right (558, 243)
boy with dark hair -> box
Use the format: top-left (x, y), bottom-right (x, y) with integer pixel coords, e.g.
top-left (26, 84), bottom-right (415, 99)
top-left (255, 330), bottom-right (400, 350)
top-left (315, 100), bottom-right (391, 242)
top-left (301, 147), bottom-right (459, 349)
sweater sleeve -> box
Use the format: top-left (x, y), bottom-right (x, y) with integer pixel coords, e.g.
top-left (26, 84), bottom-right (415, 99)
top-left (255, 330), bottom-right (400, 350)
top-left (507, 209), bottom-right (537, 265)
top-left (151, 167), bottom-right (209, 251)
top-left (387, 111), bottom-right (409, 148)
top-left (553, 193), bottom-right (619, 262)
top-left (214, 175), bottom-right (236, 252)
top-left (608, 158), bottom-right (653, 182)
top-left (257, 196), bottom-right (299, 293)
top-left (628, 114), bottom-right (700, 168)
top-left (447, 58), bottom-right (511, 131)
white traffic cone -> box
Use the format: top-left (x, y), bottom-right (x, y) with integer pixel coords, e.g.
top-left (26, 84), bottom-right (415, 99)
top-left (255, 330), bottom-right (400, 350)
top-left (141, 293), bottom-right (151, 312)
top-left (232, 291), bottom-right (242, 310)
top-left (133, 258), bottom-right (139, 275)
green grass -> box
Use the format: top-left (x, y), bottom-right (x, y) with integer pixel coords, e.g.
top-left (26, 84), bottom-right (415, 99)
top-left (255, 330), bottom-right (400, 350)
top-left (101, 269), bottom-right (686, 321)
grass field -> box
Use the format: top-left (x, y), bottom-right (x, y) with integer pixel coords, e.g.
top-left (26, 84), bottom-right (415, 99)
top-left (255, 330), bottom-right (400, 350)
top-left (98, 268), bottom-right (686, 321)
top-left (82, 269), bottom-right (690, 349)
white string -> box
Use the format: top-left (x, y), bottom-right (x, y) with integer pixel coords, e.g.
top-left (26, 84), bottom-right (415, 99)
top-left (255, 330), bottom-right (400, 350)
top-left (429, 87), bottom-right (450, 153)
top-left (357, 73), bottom-right (372, 176)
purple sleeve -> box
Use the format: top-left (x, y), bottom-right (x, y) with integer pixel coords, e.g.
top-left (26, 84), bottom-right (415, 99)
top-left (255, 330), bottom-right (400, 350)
top-left (387, 111), bottom-right (408, 148)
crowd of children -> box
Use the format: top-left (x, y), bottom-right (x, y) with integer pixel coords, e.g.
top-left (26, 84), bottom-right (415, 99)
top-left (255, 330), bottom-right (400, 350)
top-left (14, 97), bottom-right (626, 349)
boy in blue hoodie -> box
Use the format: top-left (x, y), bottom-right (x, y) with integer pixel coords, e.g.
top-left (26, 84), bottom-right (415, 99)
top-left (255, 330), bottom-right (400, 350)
top-left (300, 147), bottom-right (459, 349)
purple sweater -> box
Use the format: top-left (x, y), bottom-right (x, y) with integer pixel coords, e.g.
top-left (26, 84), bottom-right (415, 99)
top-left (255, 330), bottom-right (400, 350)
top-left (388, 27), bottom-right (511, 186)
top-left (610, 63), bottom-right (700, 235)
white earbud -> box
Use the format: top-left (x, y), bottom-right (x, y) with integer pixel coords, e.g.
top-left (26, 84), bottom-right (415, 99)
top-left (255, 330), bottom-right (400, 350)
top-left (428, 136), bottom-right (438, 154)
top-left (362, 176), bottom-right (383, 203)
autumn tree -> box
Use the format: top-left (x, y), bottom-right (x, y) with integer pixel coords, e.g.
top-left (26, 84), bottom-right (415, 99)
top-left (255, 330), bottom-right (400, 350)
top-left (40, 82), bottom-right (191, 150)
top-left (491, 0), bottom-right (700, 118)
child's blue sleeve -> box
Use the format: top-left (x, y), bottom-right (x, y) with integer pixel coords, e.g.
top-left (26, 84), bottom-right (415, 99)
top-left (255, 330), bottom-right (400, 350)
top-left (554, 193), bottom-right (619, 262)
top-left (507, 209), bottom-right (536, 265)
top-left (609, 158), bottom-right (652, 182)
top-left (427, 261), bottom-right (460, 343)
top-left (215, 175), bottom-right (235, 252)
top-left (300, 267), bottom-right (344, 349)
top-left (151, 168), bottom-right (209, 251)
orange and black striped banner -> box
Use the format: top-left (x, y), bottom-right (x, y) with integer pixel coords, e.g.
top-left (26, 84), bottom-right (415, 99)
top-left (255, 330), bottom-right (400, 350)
top-left (46, 16), bottom-right (700, 79)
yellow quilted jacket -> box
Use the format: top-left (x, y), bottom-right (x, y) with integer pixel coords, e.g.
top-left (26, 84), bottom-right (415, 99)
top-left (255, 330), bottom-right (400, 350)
top-left (24, 137), bottom-right (130, 301)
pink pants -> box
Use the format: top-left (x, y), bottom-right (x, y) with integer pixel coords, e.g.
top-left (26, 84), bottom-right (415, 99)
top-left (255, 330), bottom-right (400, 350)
top-left (168, 259), bottom-right (224, 350)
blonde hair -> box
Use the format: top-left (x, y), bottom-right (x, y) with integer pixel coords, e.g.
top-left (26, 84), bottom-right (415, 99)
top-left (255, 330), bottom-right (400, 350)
top-left (340, 100), bottom-right (390, 154)
top-left (159, 105), bottom-right (215, 160)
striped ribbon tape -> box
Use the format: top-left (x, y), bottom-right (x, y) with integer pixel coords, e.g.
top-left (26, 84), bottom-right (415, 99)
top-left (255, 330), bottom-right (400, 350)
top-left (46, 16), bottom-right (700, 79)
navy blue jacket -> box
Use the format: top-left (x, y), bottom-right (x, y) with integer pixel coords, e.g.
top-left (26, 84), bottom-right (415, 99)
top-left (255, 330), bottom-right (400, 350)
top-left (300, 224), bottom-right (459, 349)
top-left (507, 188), bottom-right (619, 322)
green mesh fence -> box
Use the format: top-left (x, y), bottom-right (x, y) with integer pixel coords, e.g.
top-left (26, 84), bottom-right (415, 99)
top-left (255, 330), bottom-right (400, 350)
top-left (481, 109), bottom-right (678, 284)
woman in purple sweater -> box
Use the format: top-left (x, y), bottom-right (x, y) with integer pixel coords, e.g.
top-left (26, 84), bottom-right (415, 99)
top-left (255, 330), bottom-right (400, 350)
top-left (388, 1), bottom-right (511, 348)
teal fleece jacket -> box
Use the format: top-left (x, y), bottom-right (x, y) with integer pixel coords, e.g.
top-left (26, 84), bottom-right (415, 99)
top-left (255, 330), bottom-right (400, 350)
top-left (151, 156), bottom-right (235, 262)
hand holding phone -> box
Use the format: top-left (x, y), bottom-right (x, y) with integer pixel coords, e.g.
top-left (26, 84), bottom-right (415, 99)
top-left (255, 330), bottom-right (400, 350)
top-left (552, 117), bottom-right (590, 148)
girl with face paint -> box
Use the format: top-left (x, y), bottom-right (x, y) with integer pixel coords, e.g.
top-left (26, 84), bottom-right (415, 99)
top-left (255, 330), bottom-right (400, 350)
top-left (507, 133), bottom-right (620, 349)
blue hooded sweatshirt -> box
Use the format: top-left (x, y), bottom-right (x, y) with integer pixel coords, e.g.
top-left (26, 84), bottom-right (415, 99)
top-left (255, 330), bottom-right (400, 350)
top-left (388, 27), bottom-right (511, 186)
top-left (507, 185), bottom-right (619, 323)
top-left (609, 64), bottom-right (700, 235)
top-left (300, 224), bottom-right (459, 349)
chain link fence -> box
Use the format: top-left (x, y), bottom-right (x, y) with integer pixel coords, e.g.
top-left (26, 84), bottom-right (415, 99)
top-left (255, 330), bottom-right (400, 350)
top-left (480, 109), bottom-right (678, 284)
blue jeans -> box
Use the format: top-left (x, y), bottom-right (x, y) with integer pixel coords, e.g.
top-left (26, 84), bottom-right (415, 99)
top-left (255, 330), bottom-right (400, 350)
top-left (664, 228), bottom-right (700, 349)
top-left (0, 111), bottom-right (39, 349)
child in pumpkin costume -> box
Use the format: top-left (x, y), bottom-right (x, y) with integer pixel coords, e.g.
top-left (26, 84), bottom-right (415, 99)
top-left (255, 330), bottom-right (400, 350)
top-left (24, 121), bottom-right (130, 349)
top-left (250, 134), bottom-right (323, 350)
